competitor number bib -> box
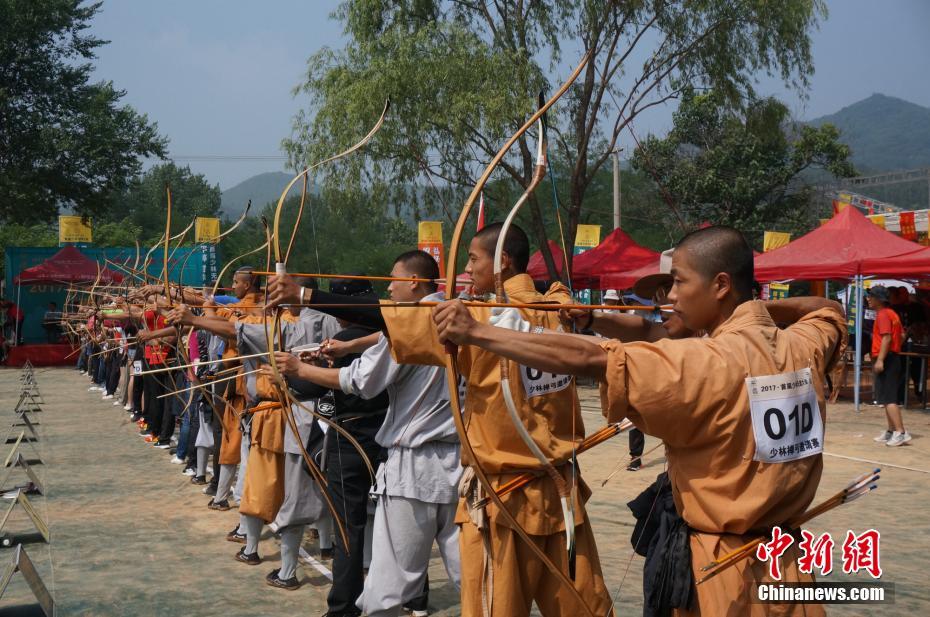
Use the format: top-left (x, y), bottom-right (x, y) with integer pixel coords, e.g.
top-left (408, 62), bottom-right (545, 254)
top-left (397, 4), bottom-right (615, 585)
top-left (520, 365), bottom-right (573, 399)
top-left (746, 368), bottom-right (824, 463)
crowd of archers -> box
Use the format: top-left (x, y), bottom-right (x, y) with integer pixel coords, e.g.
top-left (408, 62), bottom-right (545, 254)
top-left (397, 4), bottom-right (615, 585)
top-left (59, 216), bottom-right (873, 617)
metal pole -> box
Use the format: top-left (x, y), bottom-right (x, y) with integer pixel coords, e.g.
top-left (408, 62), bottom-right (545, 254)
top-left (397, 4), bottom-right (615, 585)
top-left (854, 275), bottom-right (864, 412)
top-left (612, 151), bottom-right (621, 230)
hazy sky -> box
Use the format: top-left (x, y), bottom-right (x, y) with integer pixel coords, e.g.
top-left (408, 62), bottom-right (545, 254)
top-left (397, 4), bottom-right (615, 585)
top-left (88, 0), bottom-right (930, 190)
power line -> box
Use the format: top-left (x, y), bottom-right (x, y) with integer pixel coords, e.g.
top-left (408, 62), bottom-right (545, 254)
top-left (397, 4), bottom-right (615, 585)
top-left (166, 155), bottom-right (288, 162)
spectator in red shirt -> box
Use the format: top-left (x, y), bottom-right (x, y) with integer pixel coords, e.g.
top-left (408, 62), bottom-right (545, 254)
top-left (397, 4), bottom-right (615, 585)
top-left (868, 286), bottom-right (911, 446)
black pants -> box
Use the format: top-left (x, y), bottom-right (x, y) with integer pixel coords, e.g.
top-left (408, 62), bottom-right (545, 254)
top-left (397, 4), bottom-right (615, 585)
top-left (325, 424), bottom-right (384, 615)
top-left (629, 428), bottom-right (645, 459)
top-left (158, 371), bottom-right (179, 443)
top-left (105, 353), bottom-right (121, 395)
top-left (142, 368), bottom-right (169, 435)
top-left (131, 372), bottom-right (143, 413)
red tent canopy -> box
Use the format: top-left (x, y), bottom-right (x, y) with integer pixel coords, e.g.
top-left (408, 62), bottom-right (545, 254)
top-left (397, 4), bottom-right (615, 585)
top-left (861, 247), bottom-right (930, 278)
top-left (14, 246), bottom-right (123, 285)
top-left (754, 206), bottom-right (929, 282)
top-left (571, 229), bottom-right (660, 289)
top-left (527, 240), bottom-right (566, 281)
top-left (599, 258), bottom-right (661, 290)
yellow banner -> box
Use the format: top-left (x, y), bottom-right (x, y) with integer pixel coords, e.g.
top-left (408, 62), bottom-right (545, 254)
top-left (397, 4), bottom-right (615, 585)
top-left (575, 224), bottom-right (602, 249)
top-left (58, 216), bottom-right (92, 243)
top-left (195, 217), bottom-right (221, 243)
top-left (869, 215), bottom-right (885, 229)
top-left (417, 221), bottom-right (445, 277)
top-left (763, 231), bottom-right (791, 252)
top-left (418, 221), bottom-right (443, 244)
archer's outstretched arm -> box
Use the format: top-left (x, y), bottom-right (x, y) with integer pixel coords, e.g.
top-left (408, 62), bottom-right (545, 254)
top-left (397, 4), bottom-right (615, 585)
top-left (434, 300), bottom-right (607, 379)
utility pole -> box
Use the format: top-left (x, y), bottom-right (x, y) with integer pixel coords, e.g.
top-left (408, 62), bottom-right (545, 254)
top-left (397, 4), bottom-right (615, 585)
top-left (613, 149), bottom-right (622, 230)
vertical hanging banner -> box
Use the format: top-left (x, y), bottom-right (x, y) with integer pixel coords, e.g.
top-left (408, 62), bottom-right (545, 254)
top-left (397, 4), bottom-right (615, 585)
top-left (574, 224), bottom-right (602, 254)
top-left (899, 211), bottom-right (917, 240)
top-left (417, 221), bottom-right (445, 277)
top-left (763, 231), bottom-right (791, 252)
top-left (58, 216), bottom-right (92, 244)
top-left (194, 217), bottom-right (221, 243)
top-left (573, 224), bottom-right (601, 304)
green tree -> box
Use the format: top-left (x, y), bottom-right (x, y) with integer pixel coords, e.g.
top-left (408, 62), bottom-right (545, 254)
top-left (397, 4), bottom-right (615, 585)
top-left (110, 163), bottom-right (222, 245)
top-left (217, 186), bottom-right (415, 290)
top-left (630, 90), bottom-right (857, 245)
top-left (0, 0), bottom-right (167, 223)
top-left (285, 0), bottom-right (827, 279)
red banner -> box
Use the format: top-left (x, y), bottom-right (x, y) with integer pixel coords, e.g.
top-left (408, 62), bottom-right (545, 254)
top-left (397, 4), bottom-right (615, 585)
top-left (900, 211), bottom-right (917, 240)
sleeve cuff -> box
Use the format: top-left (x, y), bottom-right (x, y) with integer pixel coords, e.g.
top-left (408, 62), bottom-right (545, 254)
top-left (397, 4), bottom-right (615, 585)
top-left (599, 339), bottom-right (630, 423)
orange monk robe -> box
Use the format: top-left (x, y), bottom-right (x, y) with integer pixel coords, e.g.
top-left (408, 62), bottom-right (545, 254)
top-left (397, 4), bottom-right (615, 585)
top-left (237, 311), bottom-right (298, 524)
top-left (600, 301), bottom-right (847, 617)
top-left (381, 273), bottom-right (613, 617)
top-left (213, 291), bottom-right (263, 465)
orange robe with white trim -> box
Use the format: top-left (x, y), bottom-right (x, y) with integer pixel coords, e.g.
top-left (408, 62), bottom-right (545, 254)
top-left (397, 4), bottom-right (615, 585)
top-left (600, 301), bottom-right (847, 616)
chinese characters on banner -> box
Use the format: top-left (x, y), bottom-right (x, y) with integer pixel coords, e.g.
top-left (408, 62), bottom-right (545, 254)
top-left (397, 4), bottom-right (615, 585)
top-left (417, 221), bottom-right (445, 277)
top-left (58, 215), bottom-right (93, 244)
top-left (194, 217), bottom-right (221, 243)
top-left (755, 527), bottom-right (882, 580)
top-left (574, 224), bottom-right (601, 305)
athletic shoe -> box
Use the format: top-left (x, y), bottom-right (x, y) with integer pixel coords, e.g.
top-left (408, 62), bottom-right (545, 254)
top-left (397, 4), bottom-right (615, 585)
top-left (227, 526), bottom-right (247, 544)
top-left (626, 460), bottom-right (641, 472)
top-left (143, 434), bottom-right (159, 443)
top-left (403, 606), bottom-right (429, 617)
top-left (123, 404), bottom-right (132, 411)
top-left (265, 568), bottom-right (300, 590)
top-left (154, 441), bottom-right (172, 449)
top-left (202, 483), bottom-right (217, 496)
top-left (873, 430), bottom-right (892, 443)
top-left (190, 475), bottom-right (208, 485)
top-left (87, 386), bottom-right (99, 391)
top-left (102, 393), bottom-right (113, 400)
top-left (169, 456), bottom-right (185, 465)
top-left (234, 547), bottom-right (261, 565)
top-left (113, 400), bottom-right (121, 406)
top-left (886, 431), bottom-right (912, 447)
top-left (208, 498), bottom-right (231, 511)
top-left (182, 468), bottom-right (196, 477)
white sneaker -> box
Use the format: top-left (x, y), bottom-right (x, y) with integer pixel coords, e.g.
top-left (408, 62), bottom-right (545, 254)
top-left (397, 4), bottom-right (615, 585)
top-left (183, 468), bottom-right (196, 477)
top-left (102, 394), bottom-right (113, 400)
top-left (87, 386), bottom-right (99, 391)
top-left (170, 456), bottom-right (185, 465)
top-left (113, 400), bottom-right (121, 406)
top-left (123, 404), bottom-right (132, 411)
top-left (873, 430), bottom-right (892, 443)
top-left (886, 432), bottom-right (912, 447)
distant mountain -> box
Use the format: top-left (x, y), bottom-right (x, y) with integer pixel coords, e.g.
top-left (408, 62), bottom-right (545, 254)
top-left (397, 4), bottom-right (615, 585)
top-left (809, 94), bottom-right (930, 173)
top-left (220, 172), bottom-right (293, 218)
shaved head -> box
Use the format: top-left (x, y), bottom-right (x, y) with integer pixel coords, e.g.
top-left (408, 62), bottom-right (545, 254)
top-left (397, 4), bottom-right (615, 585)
top-left (675, 226), bottom-right (754, 302)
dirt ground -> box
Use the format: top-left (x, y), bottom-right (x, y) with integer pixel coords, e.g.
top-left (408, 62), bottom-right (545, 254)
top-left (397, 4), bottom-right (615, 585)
top-left (0, 367), bottom-right (927, 616)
